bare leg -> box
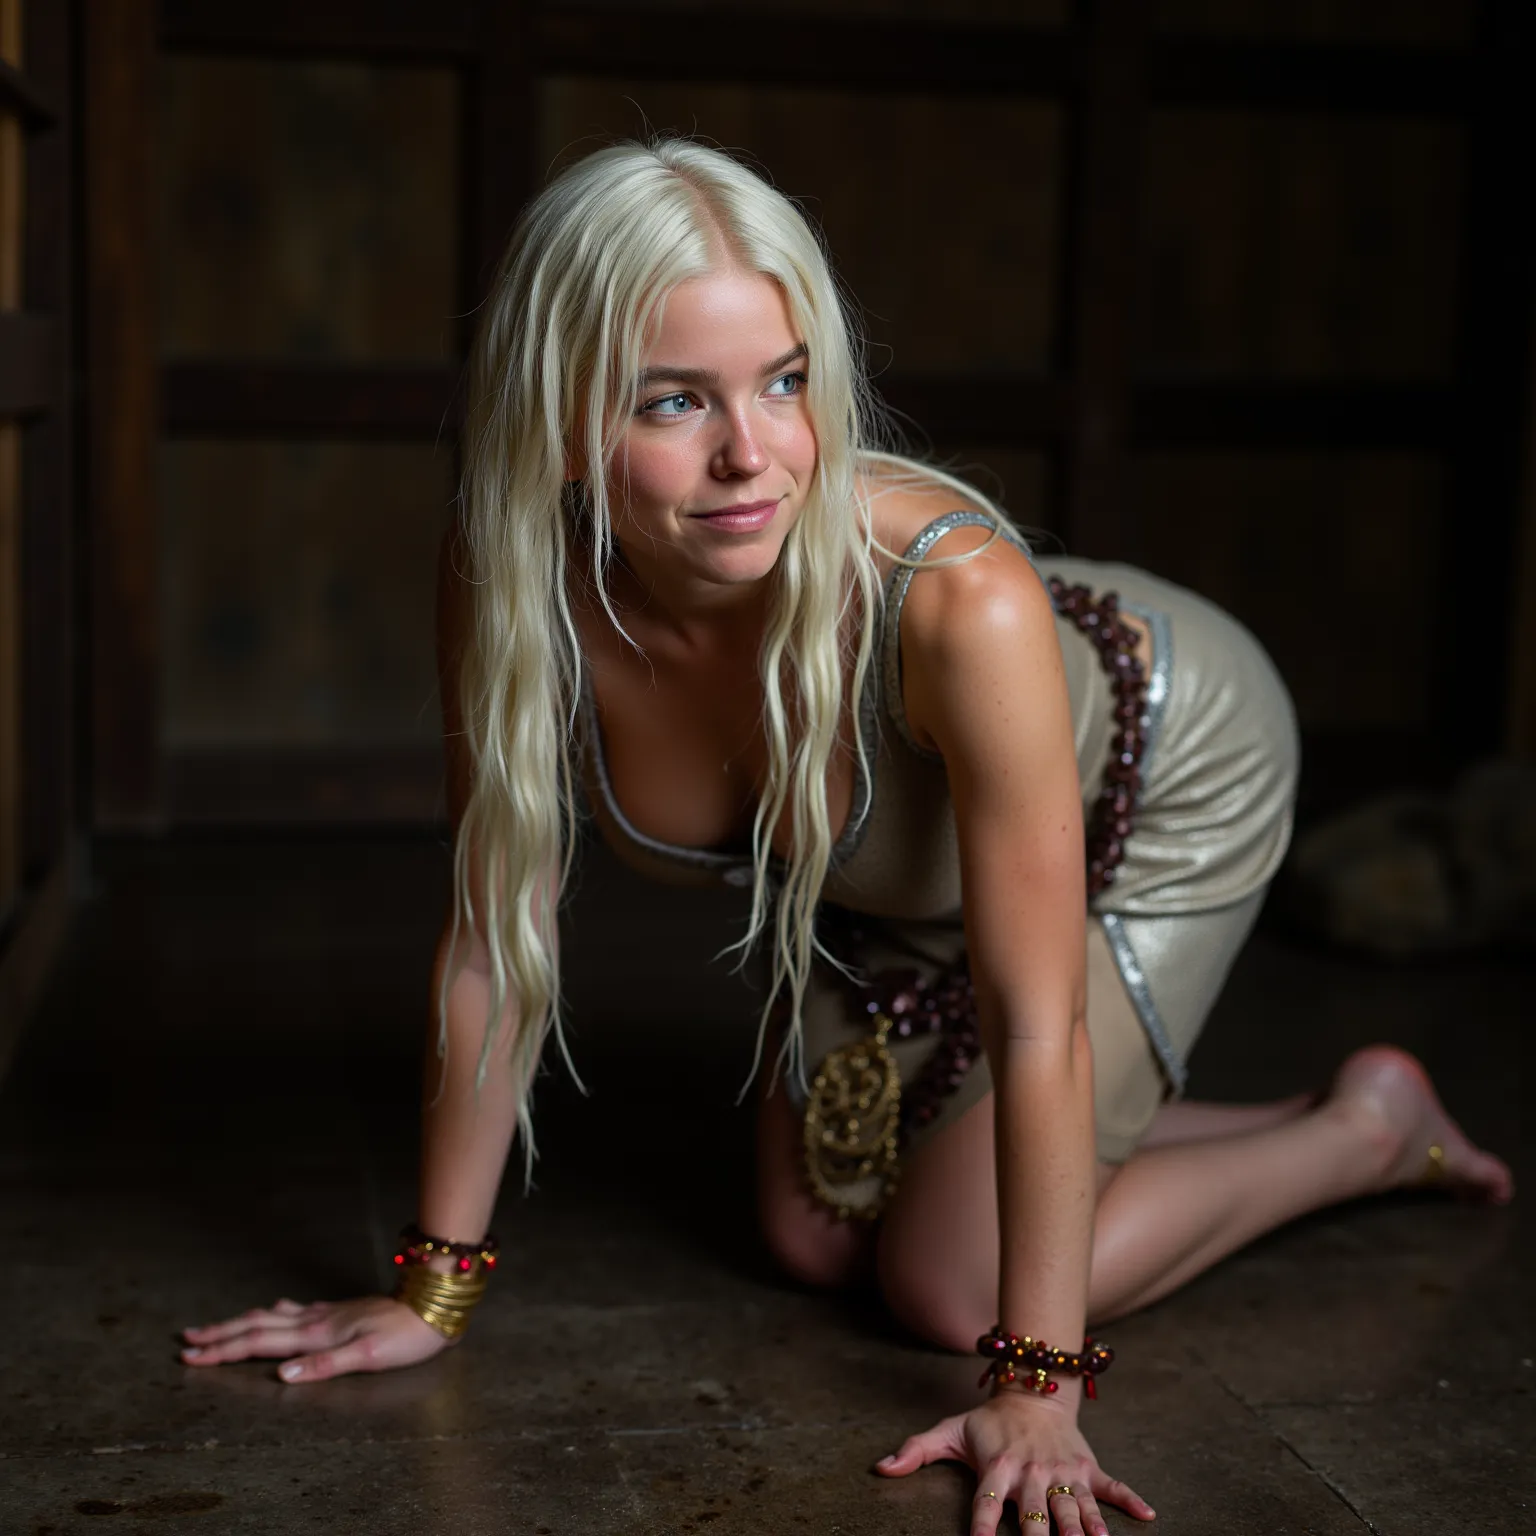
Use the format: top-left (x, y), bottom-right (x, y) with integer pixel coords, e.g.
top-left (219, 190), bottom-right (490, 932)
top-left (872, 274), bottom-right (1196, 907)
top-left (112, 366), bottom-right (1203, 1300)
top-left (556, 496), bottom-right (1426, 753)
top-left (755, 1068), bottom-right (875, 1289)
top-left (1136, 1092), bottom-right (1313, 1151)
top-left (874, 1045), bottom-right (1514, 1350)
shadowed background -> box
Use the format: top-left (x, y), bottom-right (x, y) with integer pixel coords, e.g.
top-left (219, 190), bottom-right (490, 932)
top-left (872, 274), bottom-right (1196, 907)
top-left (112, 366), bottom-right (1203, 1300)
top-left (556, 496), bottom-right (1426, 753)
top-left (0, 3), bottom-right (1532, 1534)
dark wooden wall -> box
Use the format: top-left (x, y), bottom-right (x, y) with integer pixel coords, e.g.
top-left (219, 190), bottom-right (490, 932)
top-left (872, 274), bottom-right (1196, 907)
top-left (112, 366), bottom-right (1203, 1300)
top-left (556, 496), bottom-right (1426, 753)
top-left (0, 0), bottom-right (74, 1057)
top-left (76, 0), bottom-right (1535, 830)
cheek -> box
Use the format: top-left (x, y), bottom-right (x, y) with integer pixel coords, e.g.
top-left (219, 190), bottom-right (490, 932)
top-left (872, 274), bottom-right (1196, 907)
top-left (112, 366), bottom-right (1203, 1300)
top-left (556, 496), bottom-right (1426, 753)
top-left (615, 434), bottom-right (696, 511)
top-left (768, 409), bottom-right (818, 474)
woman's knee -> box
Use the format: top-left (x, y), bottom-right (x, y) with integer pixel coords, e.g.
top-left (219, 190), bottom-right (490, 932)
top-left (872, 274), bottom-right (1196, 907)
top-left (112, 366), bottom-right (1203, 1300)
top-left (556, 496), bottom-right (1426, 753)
top-left (758, 1192), bottom-right (869, 1290)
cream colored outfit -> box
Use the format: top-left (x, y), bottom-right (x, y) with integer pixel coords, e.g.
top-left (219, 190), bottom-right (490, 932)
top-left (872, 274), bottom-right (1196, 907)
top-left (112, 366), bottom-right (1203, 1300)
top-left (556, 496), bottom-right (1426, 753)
top-left (579, 511), bottom-right (1300, 1167)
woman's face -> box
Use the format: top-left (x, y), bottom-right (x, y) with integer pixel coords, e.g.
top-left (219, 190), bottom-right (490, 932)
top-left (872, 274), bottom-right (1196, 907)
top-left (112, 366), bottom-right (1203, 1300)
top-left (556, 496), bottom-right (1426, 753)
top-left (604, 267), bottom-right (817, 600)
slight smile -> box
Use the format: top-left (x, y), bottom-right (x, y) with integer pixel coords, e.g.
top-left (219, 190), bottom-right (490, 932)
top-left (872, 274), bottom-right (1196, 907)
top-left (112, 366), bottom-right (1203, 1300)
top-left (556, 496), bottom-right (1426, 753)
top-left (689, 499), bottom-right (780, 532)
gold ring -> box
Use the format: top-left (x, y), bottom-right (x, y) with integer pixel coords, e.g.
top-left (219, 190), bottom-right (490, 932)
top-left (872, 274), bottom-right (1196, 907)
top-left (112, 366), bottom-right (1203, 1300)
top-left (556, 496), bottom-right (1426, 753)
top-left (1048, 1484), bottom-right (1075, 1498)
top-left (1423, 1143), bottom-right (1446, 1183)
top-left (1025, 1514), bottom-right (1048, 1524)
top-left (982, 1491), bottom-right (998, 1500)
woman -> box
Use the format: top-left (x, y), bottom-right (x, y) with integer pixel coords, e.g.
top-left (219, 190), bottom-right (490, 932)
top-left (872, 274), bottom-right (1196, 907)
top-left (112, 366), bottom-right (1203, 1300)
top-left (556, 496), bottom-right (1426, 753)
top-left (181, 140), bottom-right (1512, 1535)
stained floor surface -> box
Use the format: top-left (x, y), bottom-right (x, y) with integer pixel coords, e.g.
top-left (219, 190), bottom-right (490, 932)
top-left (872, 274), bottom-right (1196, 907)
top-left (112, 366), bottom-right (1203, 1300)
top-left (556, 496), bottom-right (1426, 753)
top-left (1, 836), bottom-right (1530, 1535)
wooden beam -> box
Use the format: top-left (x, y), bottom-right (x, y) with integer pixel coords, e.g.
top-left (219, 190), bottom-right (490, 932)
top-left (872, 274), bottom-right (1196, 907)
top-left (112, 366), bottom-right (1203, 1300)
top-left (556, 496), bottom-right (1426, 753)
top-left (158, 360), bottom-right (1458, 455)
top-left (536, 12), bottom-right (1076, 96)
top-left (86, 0), bottom-right (162, 828)
top-left (163, 360), bottom-right (460, 438)
top-left (166, 747), bottom-right (444, 826)
top-left (1146, 37), bottom-right (1473, 116)
top-left (21, 0), bottom-right (77, 877)
top-left (158, 0), bottom-right (476, 61)
top-left (157, 3), bottom-right (1475, 115)
top-left (1131, 380), bottom-right (1456, 452)
top-left (0, 54), bottom-right (56, 126)
top-left (0, 311), bottom-right (54, 416)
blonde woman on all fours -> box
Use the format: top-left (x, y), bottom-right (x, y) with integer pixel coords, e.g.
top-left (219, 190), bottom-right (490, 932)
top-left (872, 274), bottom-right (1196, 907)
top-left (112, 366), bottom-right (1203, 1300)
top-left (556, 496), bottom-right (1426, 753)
top-left (181, 141), bottom-right (1512, 1535)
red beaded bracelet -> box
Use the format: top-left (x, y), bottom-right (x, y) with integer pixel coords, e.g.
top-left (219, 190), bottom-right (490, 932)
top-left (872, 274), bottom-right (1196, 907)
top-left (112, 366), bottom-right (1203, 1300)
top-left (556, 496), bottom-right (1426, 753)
top-left (976, 1326), bottom-right (1115, 1399)
top-left (393, 1223), bottom-right (499, 1276)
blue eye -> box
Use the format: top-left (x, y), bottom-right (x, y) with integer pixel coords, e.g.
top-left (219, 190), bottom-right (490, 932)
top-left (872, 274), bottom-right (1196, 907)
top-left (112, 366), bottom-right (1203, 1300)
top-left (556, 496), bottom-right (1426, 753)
top-left (767, 371), bottom-right (807, 397)
top-left (642, 392), bottom-right (694, 417)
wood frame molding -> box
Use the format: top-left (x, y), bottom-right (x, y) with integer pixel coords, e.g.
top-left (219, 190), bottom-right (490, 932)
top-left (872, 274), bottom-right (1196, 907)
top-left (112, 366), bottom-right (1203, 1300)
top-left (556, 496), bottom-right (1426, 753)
top-left (86, 0), bottom-right (161, 828)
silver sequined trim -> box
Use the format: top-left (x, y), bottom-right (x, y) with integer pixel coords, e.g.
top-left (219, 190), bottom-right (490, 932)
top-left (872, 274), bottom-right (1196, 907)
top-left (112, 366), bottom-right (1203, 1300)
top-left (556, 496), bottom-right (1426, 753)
top-left (881, 510), bottom-right (1028, 757)
top-left (1099, 913), bottom-right (1187, 1095)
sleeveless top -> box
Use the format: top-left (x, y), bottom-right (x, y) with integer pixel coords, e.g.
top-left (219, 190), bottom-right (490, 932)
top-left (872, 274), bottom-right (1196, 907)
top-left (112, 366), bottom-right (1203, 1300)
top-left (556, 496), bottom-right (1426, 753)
top-left (576, 512), bottom-right (1167, 917)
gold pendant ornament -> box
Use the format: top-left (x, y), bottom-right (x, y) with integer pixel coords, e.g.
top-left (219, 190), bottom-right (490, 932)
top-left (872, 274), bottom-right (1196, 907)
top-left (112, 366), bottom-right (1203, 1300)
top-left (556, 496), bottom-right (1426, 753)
top-left (802, 1011), bottom-right (902, 1220)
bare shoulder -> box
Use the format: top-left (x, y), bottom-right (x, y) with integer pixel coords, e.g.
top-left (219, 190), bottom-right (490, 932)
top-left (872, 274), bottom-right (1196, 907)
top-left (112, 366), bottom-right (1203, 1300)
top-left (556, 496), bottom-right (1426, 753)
top-left (861, 471), bottom-right (1059, 754)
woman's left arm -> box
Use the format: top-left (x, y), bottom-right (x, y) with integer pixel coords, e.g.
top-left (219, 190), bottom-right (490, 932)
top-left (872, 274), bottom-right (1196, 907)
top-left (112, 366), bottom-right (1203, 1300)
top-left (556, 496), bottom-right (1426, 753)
top-left (876, 530), bottom-right (1155, 1536)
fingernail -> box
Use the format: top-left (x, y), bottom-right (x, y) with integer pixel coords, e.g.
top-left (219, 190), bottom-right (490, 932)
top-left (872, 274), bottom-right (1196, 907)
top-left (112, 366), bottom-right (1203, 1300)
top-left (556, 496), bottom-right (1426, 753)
top-left (876, 1454), bottom-right (895, 1468)
top-left (279, 1362), bottom-right (301, 1381)
top-left (182, 1347), bottom-right (202, 1359)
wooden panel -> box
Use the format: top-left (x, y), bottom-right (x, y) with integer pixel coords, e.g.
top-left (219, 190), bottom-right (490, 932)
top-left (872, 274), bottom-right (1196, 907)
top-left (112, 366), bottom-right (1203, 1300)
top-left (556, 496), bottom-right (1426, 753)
top-left (161, 441), bottom-right (452, 751)
top-left (1135, 453), bottom-right (1445, 732)
top-left (1139, 109), bottom-right (1462, 381)
top-left (158, 56), bottom-right (461, 363)
top-left (20, 0), bottom-right (75, 881)
top-left (159, 0), bottom-right (478, 60)
top-left (87, 0), bottom-right (160, 827)
top-left (1, 0), bottom-right (21, 920)
top-left (540, 82), bottom-right (1061, 375)
top-left (542, 0), bottom-right (1067, 19)
top-left (1151, 0), bottom-right (1473, 46)
top-left (163, 360), bottom-right (459, 438)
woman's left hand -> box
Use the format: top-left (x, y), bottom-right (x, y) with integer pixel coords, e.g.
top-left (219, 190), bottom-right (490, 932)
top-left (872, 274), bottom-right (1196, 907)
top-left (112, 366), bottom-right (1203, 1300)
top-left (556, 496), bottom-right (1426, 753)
top-left (876, 1391), bottom-right (1156, 1536)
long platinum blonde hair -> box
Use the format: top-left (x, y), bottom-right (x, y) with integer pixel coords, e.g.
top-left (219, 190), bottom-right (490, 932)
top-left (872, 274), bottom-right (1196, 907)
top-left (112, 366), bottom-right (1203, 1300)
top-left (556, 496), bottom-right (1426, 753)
top-left (449, 139), bottom-right (1007, 1178)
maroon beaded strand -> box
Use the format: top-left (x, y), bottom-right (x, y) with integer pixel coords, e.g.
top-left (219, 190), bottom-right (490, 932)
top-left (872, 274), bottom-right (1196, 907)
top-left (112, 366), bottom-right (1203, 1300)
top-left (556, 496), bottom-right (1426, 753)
top-left (976, 1326), bottom-right (1115, 1400)
top-left (393, 1223), bottom-right (500, 1277)
top-left (1046, 577), bottom-right (1149, 898)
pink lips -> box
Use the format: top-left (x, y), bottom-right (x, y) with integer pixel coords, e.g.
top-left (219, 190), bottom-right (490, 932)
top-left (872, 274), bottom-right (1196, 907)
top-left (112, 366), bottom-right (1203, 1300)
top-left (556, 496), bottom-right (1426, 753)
top-left (691, 498), bottom-right (779, 532)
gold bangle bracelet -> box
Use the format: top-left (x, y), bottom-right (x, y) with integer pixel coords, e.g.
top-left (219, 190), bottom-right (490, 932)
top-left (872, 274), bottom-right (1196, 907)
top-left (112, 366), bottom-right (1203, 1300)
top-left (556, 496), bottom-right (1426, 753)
top-left (396, 1266), bottom-right (489, 1341)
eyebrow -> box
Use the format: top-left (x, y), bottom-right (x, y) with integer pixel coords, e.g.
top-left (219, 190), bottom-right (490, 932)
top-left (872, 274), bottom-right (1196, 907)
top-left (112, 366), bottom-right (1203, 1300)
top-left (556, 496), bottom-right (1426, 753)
top-left (637, 343), bottom-right (808, 391)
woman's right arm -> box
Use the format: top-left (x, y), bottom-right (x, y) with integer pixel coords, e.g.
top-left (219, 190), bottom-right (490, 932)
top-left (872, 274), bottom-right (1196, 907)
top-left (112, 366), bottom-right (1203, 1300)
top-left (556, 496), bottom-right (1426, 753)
top-left (180, 525), bottom-right (526, 1382)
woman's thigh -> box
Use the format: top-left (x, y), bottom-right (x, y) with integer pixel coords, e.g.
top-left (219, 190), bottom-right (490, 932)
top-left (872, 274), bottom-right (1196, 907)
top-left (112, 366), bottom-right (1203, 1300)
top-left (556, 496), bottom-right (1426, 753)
top-left (755, 1065), bottom-right (875, 1289)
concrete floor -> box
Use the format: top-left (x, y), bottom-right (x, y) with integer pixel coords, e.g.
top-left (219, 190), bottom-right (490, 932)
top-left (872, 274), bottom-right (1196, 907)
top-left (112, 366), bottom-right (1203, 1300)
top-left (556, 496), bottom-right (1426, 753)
top-left (1, 835), bottom-right (1530, 1535)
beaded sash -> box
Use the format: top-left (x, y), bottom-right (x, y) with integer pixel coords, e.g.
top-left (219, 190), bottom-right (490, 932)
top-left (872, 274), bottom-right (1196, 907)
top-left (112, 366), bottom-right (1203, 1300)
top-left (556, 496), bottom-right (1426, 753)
top-left (802, 579), bottom-right (1150, 1220)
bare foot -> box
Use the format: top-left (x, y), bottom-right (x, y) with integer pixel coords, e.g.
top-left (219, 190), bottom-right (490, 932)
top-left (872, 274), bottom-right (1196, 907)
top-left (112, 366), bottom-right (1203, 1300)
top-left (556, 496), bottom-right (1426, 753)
top-left (1328, 1045), bottom-right (1515, 1204)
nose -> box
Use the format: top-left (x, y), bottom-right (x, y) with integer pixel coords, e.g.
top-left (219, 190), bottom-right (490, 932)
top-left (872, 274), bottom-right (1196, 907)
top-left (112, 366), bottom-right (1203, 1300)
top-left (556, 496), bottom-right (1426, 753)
top-left (711, 406), bottom-right (769, 480)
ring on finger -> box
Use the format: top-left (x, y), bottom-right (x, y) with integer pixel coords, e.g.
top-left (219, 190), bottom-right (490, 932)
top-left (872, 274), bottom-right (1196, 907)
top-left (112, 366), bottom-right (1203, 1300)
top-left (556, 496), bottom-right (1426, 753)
top-left (1048, 1484), bottom-right (1075, 1498)
top-left (981, 1491), bottom-right (999, 1501)
top-left (1024, 1514), bottom-right (1048, 1524)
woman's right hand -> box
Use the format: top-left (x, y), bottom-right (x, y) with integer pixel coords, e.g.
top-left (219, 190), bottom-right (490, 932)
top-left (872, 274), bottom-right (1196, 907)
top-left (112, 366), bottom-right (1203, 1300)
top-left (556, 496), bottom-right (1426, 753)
top-left (180, 1295), bottom-right (451, 1383)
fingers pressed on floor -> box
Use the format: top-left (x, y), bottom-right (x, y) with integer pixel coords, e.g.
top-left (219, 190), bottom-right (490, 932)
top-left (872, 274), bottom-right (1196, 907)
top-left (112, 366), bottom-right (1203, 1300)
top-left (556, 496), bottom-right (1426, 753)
top-left (1074, 1489), bottom-right (1110, 1536)
top-left (1049, 1488), bottom-right (1087, 1536)
top-left (281, 1340), bottom-right (378, 1382)
top-left (1096, 1474), bottom-right (1154, 1520)
top-left (1017, 1468), bottom-right (1051, 1531)
top-left (970, 1476), bottom-right (1007, 1536)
